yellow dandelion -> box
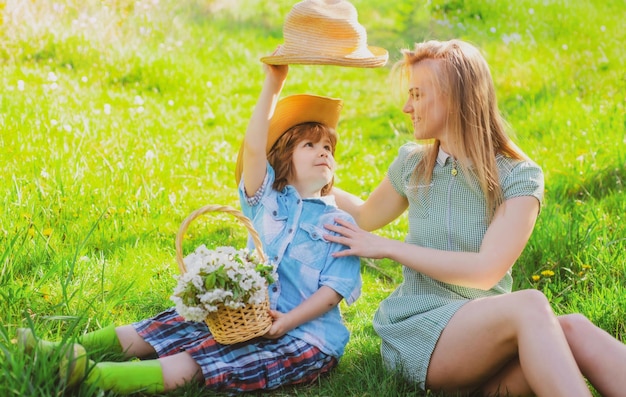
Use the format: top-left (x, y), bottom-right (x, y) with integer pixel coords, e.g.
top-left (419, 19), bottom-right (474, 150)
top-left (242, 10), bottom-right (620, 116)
top-left (40, 287), bottom-right (51, 301)
top-left (531, 275), bottom-right (540, 282)
top-left (22, 213), bottom-right (32, 220)
top-left (43, 228), bottom-right (53, 237)
top-left (581, 264), bottom-right (592, 270)
top-left (28, 227), bottom-right (35, 237)
top-left (540, 270), bottom-right (555, 277)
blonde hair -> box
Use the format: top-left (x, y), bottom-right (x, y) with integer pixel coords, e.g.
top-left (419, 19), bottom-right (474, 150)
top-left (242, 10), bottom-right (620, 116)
top-left (393, 39), bottom-right (529, 222)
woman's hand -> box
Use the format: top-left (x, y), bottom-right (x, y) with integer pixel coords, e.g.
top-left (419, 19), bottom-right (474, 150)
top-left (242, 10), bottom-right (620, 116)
top-left (324, 217), bottom-right (389, 259)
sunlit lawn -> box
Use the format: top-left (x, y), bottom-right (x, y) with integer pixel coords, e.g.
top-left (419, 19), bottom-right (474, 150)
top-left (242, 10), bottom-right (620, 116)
top-left (1, 1), bottom-right (624, 396)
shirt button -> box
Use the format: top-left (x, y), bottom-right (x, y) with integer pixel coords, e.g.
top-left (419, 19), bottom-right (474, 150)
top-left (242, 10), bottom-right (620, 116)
top-left (312, 233), bottom-right (318, 238)
top-left (273, 256), bottom-right (278, 261)
top-left (272, 286), bottom-right (278, 293)
top-left (288, 228), bottom-right (293, 233)
top-left (272, 210), bottom-right (277, 216)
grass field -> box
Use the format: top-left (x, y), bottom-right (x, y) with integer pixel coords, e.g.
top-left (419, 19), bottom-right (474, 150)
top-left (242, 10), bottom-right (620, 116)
top-left (1, 0), bottom-right (625, 396)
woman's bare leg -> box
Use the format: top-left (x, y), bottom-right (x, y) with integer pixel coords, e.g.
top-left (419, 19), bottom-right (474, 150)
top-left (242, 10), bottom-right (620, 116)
top-left (426, 289), bottom-right (591, 397)
top-left (559, 313), bottom-right (626, 397)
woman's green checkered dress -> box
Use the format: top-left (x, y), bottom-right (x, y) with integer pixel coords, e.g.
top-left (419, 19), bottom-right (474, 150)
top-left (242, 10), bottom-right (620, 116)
top-left (373, 143), bottom-right (544, 388)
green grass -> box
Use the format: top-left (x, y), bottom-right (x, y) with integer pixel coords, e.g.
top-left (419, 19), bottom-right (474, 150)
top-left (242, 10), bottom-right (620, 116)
top-left (1, 0), bottom-right (625, 396)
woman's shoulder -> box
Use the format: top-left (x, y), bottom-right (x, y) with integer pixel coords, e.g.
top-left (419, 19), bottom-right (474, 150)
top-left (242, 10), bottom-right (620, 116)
top-left (397, 141), bottom-right (425, 157)
top-left (496, 155), bottom-right (543, 178)
top-left (391, 142), bottom-right (426, 169)
top-left (496, 155), bottom-right (544, 200)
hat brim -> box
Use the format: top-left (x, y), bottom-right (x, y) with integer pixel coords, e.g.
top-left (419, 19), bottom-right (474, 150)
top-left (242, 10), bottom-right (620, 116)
top-left (260, 46), bottom-right (388, 68)
top-left (235, 94), bottom-right (343, 185)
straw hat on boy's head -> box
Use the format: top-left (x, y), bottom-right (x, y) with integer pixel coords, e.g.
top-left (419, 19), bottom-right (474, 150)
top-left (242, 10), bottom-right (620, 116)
top-left (261, 0), bottom-right (388, 68)
top-left (235, 94), bottom-right (343, 185)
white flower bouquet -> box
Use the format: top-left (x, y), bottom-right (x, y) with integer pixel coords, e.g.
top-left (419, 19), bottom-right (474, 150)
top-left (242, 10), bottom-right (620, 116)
top-left (173, 204), bottom-right (275, 344)
top-left (170, 244), bottom-right (276, 323)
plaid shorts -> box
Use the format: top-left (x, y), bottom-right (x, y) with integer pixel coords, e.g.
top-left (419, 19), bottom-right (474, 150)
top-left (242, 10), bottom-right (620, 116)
top-left (133, 308), bottom-right (337, 392)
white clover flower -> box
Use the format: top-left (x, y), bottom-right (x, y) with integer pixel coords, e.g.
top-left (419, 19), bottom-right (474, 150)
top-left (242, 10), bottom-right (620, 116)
top-left (226, 268), bottom-right (238, 279)
top-left (170, 245), bottom-right (275, 321)
top-left (240, 278), bottom-right (253, 291)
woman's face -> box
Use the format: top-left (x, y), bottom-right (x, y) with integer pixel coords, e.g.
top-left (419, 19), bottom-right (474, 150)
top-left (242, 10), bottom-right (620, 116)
top-left (402, 60), bottom-right (450, 144)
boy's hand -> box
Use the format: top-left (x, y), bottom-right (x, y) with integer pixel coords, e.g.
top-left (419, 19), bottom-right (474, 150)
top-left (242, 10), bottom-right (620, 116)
top-left (263, 47), bottom-right (289, 85)
top-left (263, 309), bottom-right (289, 339)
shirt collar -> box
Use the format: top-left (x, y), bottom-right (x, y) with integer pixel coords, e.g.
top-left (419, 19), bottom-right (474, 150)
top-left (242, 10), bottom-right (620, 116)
top-left (309, 194), bottom-right (337, 206)
top-left (283, 185), bottom-right (338, 207)
top-left (436, 146), bottom-right (455, 166)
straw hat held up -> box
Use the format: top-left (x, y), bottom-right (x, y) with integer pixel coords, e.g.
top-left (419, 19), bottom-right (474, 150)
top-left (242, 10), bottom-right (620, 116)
top-left (261, 0), bottom-right (388, 68)
top-left (235, 94), bottom-right (343, 185)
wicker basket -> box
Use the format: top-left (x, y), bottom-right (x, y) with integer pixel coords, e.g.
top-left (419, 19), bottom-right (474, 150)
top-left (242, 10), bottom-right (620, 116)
top-left (175, 204), bottom-right (272, 345)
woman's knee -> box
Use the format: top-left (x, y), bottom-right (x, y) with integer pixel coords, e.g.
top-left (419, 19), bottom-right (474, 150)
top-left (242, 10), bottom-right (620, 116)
top-left (509, 289), bottom-right (554, 319)
top-left (558, 313), bottom-right (594, 340)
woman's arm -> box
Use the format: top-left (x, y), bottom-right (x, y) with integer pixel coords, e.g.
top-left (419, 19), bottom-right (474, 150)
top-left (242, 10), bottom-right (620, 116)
top-left (325, 196), bottom-right (539, 290)
top-left (333, 176), bottom-right (408, 231)
top-left (263, 286), bottom-right (342, 339)
top-left (242, 62), bottom-right (288, 197)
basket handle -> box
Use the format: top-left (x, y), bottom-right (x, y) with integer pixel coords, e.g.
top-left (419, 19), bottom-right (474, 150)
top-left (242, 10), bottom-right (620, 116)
top-left (175, 204), bottom-right (266, 274)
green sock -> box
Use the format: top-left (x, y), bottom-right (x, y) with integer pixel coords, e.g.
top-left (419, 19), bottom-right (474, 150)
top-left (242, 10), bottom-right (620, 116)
top-left (17, 325), bottom-right (121, 355)
top-left (77, 324), bottom-right (123, 354)
top-left (86, 360), bottom-right (165, 394)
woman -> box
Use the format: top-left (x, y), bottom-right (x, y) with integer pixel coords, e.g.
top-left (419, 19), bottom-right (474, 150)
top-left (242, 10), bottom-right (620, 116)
top-left (325, 39), bottom-right (626, 396)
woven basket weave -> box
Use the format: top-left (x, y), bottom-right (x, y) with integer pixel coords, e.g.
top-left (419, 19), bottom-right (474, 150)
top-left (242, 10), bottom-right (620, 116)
top-left (175, 204), bottom-right (272, 345)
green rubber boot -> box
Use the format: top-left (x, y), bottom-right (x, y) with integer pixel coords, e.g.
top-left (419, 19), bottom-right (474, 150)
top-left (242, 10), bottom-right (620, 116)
top-left (17, 325), bottom-right (122, 355)
top-left (85, 360), bottom-right (165, 394)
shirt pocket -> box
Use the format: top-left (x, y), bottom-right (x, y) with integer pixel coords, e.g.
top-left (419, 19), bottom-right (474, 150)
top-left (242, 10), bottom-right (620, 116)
top-left (259, 197), bottom-right (288, 244)
top-left (287, 222), bottom-right (328, 271)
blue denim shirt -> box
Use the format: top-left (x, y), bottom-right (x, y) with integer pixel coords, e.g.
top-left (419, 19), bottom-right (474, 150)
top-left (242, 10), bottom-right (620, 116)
top-left (239, 163), bottom-right (361, 357)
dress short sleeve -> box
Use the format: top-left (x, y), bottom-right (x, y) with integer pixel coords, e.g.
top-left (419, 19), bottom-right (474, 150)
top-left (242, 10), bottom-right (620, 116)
top-left (499, 157), bottom-right (545, 208)
top-left (387, 142), bottom-right (423, 198)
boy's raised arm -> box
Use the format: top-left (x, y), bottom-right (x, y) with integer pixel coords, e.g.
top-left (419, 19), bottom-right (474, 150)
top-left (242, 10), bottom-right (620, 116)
top-left (242, 63), bottom-right (289, 196)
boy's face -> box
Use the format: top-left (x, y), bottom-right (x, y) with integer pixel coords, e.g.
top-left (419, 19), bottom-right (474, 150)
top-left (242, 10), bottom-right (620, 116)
top-left (288, 137), bottom-right (335, 197)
